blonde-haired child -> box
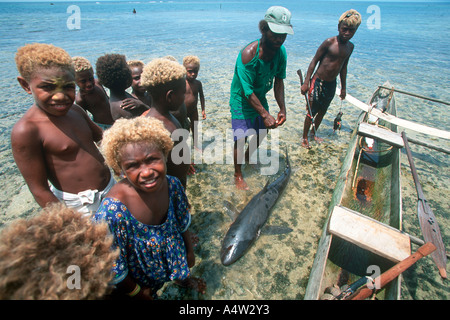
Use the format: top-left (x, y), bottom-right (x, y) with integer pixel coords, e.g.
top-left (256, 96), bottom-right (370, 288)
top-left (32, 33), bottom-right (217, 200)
top-left (182, 55), bottom-right (206, 150)
top-left (141, 58), bottom-right (190, 188)
top-left (95, 117), bottom-right (206, 299)
top-left (72, 56), bottom-right (114, 129)
top-left (11, 43), bottom-right (114, 214)
top-left (0, 202), bottom-right (119, 299)
top-left (338, 9), bottom-right (362, 29)
top-left (300, 9), bottom-right (361, 149)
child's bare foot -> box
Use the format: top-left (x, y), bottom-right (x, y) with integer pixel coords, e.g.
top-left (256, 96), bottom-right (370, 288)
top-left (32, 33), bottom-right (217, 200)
top-left (313, 135), bottom-right (324, 143)
top-left (234, 175), bottom-right (249, 190)
top-left (175, 277), bottom-right (207, 294)
top-left (301, 138), bottom-right (311, 149)
top-left (188, 164), bottom-right (196, 175)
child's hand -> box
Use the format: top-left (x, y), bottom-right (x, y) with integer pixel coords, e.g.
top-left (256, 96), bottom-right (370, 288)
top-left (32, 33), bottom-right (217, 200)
top-left (202, 110), bottom-right (206, 120)
top-left (121, 98), bottom-right (148, 111)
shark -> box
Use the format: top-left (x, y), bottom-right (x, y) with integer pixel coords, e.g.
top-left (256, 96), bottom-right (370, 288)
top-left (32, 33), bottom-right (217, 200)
top-left (220, 149), bottom-right (291, 266)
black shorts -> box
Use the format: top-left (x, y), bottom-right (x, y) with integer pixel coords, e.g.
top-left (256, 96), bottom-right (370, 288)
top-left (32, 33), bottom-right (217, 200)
top-left (308, 76), bottom-right (336, 116)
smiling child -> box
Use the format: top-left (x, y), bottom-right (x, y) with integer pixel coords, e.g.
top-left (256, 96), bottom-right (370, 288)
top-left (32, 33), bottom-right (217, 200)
top-left (11, 43), bottom-right (114, 214)
top-left (94, 116), bottom-right (205, 299)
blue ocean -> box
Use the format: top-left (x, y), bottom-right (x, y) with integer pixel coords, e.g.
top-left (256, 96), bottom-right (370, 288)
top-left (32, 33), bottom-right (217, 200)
top-left (0, 0), bottom-right (448, 300)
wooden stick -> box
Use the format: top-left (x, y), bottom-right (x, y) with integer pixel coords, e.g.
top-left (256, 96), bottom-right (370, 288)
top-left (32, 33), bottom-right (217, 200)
top-left (347, 242), bottom-right (436, 300)
top-left (406, 136), bottom-right (450, 155)
top-left (297, 69), bottom-right (317, 134)
top-left (378, 86), bottom-right (450, 106)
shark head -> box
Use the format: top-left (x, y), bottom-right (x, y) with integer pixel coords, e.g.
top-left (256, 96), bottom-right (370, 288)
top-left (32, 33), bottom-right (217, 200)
top-left (220, 237), bottom-right (253, 266)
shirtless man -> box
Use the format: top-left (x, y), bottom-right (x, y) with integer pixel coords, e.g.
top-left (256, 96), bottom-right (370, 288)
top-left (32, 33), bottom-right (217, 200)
top-left (300, 9), bottom-right (361, 149)
top-left (11, 43), bottom-right (114, 215)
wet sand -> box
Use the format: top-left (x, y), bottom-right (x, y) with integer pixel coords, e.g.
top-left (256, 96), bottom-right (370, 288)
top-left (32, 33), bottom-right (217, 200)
top-left (2, 68), bottom-right (449, 300)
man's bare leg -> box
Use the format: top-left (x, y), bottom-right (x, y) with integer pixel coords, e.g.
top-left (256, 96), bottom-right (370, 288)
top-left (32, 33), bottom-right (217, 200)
top-left (302, 114), bottom-right (312, 149)
top-left (234, 138), bottom-right (249, 190)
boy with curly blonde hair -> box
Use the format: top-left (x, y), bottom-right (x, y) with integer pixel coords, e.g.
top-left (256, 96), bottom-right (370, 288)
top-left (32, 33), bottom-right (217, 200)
top-left (72, 56), bottom-right (114, 129)
top-left (0, 202), bottom-right (119, 299)
top-left (300, 9), bottom-right (361, 149)
top-left (141, 58), bottom-right (190, 188)
top-left (94, 117), bottom-right (205, 299)
top-left (11, 43), bottom-right (114, 215)
top-left (183, 55), bottom-right (205, 150)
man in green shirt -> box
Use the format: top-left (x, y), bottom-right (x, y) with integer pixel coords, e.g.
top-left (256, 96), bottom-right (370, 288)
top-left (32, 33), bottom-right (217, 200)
top-left (230, 6), bottom-right (293, 189)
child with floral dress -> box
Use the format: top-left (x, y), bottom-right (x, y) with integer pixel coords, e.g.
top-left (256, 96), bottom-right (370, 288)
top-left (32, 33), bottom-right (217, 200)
top-left (94, 116), bottom-right (205, 299)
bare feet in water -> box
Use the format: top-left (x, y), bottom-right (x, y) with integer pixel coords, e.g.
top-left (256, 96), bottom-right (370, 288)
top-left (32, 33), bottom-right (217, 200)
top-left (302, 135), bottom-right (323, 149)
top-left (234, 174), bottom-right (249, 190)
top-left (188, 164), bottom-right (196, 175)
top-left (313, 135), bottom-right (324, 143)
top-left (175, 277), bottom-right (207, 294)
top-left (301, 138), bottom-right (311, 149)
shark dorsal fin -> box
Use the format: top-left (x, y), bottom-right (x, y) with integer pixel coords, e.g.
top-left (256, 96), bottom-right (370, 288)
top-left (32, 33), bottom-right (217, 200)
top-left (261, 178), bottom-right (270, 192)
top-left (223, 200), bottom-right (240, 221)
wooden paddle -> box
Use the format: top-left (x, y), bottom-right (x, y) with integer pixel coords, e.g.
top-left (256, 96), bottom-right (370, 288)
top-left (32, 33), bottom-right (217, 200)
top-left (347, 242), bottom-right (436, 300)
top-left (402, 131), bottom-right (447, 279)
top-left (297, 69), bottom-right (317, 134)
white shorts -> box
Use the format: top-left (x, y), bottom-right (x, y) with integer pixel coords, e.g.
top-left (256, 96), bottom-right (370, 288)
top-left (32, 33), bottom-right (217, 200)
top-left (50, 175), bottom-right (116, 216)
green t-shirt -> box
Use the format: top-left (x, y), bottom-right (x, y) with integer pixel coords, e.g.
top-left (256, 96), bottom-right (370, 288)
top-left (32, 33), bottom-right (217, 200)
top-left (229, 40), bottom-right (287, 120)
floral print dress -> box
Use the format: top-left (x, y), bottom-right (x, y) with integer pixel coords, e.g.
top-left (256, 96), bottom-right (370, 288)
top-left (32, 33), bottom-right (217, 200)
top-left (94, 176), bottom-right (191, 292)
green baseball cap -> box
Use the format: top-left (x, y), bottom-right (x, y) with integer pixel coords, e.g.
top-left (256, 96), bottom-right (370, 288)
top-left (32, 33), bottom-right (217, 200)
top-left (264, 6), bottom-right (294, 35)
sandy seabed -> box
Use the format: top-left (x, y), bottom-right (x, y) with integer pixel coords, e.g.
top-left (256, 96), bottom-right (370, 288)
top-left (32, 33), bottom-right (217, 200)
top-left (2, 69), bottom-right (449, 300)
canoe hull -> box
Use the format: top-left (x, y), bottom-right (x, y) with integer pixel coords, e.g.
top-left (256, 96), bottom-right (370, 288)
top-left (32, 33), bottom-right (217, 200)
top-left (305, 84), bottom-right (404, 300)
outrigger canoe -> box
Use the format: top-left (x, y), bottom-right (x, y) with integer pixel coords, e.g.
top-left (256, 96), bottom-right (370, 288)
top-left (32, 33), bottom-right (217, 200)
top-left (305, 83), bottom-right (409, 300)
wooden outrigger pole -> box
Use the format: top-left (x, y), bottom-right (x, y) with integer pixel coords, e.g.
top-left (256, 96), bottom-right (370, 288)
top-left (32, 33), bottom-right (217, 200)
top-left (377, 85), bottom-right (450, 106)
top-left (336, 88), bottom-right (450, 140)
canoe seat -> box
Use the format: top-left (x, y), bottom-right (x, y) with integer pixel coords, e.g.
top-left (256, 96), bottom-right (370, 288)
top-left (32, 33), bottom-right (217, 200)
top-left (358, 122), bottom-right (404, 148)
top-left (328, 206), bottom-right (411, 262)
